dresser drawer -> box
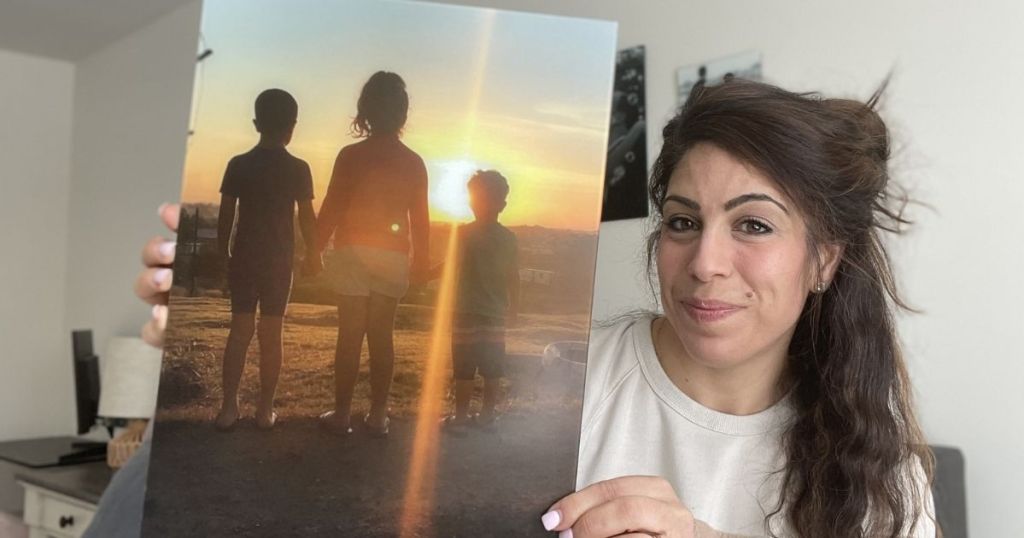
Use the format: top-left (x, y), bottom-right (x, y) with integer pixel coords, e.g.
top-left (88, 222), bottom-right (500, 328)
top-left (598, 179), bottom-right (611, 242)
top-left (20, 482), bottom-right (97, 538)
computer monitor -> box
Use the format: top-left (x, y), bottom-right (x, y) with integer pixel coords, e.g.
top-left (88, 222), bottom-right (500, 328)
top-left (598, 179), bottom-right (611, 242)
top-left (0, 331), bottom-right (108, 467)
top-left (71, 330), bottom-right (101, 435)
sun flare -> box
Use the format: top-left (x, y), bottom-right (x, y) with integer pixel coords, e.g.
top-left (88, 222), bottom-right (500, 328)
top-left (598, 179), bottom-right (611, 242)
top-left (427, 159), bottom-right (483, 222)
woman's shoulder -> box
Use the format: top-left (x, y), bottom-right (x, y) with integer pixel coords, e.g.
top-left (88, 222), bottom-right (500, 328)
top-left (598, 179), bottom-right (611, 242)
top-left (578, 313), bottom-right (654, 439)
top-left (585, 313), bottom-right (654, 390)
top-left (590, 312), bottom-right (653, 346)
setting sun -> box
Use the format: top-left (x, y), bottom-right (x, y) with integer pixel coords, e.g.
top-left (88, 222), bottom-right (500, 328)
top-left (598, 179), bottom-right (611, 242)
top-left (426, 159), bottom-right (482, 222)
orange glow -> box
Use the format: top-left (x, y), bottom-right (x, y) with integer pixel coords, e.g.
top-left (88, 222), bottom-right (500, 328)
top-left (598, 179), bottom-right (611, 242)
top-left (399, 222), bottom-right (459, 536)
top-left (399, 13), bottom-right (495, 535)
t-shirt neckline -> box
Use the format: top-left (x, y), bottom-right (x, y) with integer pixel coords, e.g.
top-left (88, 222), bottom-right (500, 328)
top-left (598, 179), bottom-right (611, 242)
top-left (631, 314), bottom-right (793, 436)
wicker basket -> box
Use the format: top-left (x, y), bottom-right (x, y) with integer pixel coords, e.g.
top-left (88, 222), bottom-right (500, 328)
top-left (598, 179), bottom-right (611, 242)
top-left (107, 420), bottom-right (148, 469)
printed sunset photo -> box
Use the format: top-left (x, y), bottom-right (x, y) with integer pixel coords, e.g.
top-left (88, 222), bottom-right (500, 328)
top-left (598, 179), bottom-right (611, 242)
top-left (143, 0), bottom-right (616, 536)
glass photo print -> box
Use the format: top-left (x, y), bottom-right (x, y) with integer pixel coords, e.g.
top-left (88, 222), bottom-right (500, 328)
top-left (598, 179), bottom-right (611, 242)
top-left (143, 0), bottom-right (616, 536)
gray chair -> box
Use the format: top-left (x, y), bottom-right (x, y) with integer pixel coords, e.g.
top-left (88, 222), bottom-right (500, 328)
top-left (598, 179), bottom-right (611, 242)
top-left (930, 445), bottom-right (968, 538)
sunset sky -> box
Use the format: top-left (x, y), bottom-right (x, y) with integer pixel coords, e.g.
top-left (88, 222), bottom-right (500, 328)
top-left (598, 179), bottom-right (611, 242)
top-left (180, 0), bottom-right (616, 231)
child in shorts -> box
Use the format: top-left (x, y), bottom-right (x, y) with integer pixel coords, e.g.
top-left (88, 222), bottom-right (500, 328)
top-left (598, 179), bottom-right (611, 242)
top-left (440, 170), bottom-right (520, 432)
top-left (214, 88), bottom-right (320, 431)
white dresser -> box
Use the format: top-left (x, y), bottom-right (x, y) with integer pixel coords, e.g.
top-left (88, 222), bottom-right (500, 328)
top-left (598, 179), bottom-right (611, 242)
top-left (19, 481), bottom-right (98, 538)
top-left (15, 463), bottom-right (111, 538)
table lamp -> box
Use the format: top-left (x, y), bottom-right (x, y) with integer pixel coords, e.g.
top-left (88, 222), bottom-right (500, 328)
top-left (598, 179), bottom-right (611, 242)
top-left (98, 337), bottom-right (162, 422)
top-left (98, 337), bottom-right (162, 468)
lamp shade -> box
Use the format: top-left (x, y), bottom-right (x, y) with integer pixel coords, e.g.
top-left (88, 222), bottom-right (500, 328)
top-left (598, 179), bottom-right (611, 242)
top-left (97, 337), bottom-right (163, 419)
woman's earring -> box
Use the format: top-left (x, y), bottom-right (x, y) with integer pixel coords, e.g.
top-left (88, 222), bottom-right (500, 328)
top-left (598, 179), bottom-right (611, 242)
top-left (814, 281), bottom-right (827, 293)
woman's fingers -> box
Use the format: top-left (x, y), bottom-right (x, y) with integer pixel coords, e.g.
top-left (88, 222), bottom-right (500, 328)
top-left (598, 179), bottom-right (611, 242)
top-left (134, 266), bottom-right (173, 306)
top-left (141, 305), bottom-right (167, 347)
top-left (158, 203), bottom-right (181, 233)
top-left (568, 495), bottom-right (691, 538)
top-left (142, 235), bottom-right (176, 267)
top-left (138, 203), bottom-right (178, 349)
top-left (544, 476), bottom-right (679, 532)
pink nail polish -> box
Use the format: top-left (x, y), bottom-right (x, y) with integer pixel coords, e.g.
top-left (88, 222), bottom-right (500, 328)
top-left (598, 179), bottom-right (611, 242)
top-left (558, 529), bottom-right (573, 538)
top-left (153, 268), bottom-right (171, 285)
top-left (541, 510), bottom-right (561, 531)
top-left (159, 241), bottom-right (176, 257)
top-left (158, 203), bottom-right (168, 216)
top-left (152, 304), bottom-right (161, 319)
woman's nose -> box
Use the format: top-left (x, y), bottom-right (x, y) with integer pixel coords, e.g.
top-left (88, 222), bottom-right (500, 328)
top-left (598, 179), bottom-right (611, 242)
top-left (687, 229), bottom-right (733, 283)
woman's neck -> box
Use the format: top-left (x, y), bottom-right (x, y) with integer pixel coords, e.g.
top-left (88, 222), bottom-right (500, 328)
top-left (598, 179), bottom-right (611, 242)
top-left (651, 316), bottom-right (790, 416)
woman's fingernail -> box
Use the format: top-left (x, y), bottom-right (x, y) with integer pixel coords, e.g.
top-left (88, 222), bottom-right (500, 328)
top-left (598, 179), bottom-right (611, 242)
top-left (541, 510), bottom-right (561, 531)
top-left (153, 268), bottom-right (171, 285)
top-left (158, 203), bottom-right (168, 216)
top-left (159, 241), bottom-right (176, 258)
top-left (558, 529), bottom-right (573, 538)
top-left (152, 304), bottom-right (162, 319)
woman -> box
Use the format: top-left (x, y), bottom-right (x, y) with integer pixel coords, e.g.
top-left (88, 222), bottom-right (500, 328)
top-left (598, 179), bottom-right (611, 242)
top-left (539, 80), bottom-right (936, 537)
top-left (314, 71), bottom-right (430, 436)
top-left (136, 79), bottom-right (935, 537)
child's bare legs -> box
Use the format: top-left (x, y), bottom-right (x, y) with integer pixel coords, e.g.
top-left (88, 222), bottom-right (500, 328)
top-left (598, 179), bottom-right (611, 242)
top-left (328, 295), bottom-right (368, 428)
top-left (366, 293), bottom-right (398, 429)
top-left (255, 315), bottom-right (284, 427)
top-left (216, 313), bottom-right (256, 429)
top-left (453, 378), bottom-right (475, 422)
top-left (479, 377), bottom-right (501, 422)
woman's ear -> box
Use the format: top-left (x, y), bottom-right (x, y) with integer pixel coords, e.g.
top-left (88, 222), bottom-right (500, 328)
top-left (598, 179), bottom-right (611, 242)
top-left (816, 242), bottom-right (844, 287)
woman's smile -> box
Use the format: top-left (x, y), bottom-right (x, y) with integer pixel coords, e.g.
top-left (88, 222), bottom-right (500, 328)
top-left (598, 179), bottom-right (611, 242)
top-left (679, 297), bottom-right (746, 323)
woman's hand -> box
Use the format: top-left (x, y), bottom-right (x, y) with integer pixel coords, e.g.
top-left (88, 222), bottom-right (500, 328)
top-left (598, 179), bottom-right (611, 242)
top-left (542, 476), bottom-right (696, 538)
top-left (134, 203), bottom-right (179, 347)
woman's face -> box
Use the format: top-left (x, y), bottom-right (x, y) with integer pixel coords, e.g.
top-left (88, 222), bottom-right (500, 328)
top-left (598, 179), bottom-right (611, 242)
top-left (657, 142), bottom-right (832, 370)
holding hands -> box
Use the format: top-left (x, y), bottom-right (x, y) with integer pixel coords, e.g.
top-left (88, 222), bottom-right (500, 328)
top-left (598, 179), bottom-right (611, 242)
top-left (302, 250), bottom-right (323, 277)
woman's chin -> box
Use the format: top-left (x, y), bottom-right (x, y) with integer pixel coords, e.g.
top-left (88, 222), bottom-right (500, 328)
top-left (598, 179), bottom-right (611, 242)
top-left (673, 325), bottom-right (752, 368)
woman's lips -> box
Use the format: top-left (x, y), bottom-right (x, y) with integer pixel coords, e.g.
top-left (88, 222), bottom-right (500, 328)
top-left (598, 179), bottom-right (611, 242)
top-left (680, 298), bottom-right (745, 323)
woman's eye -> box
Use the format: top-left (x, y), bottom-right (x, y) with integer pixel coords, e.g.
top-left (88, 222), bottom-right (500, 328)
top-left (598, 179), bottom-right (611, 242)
top-left (665, 216), bottom-right (699, 233)
top-left (738, 218), bottom-right (773, 235)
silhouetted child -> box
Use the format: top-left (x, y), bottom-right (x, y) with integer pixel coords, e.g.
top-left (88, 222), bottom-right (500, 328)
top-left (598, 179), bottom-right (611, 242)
top-left (314, 71), bottom-right (429, 437)
top-left (214, 88), bottom-right (320, 431)
top-left (438, 170), bottom-right (520, 433)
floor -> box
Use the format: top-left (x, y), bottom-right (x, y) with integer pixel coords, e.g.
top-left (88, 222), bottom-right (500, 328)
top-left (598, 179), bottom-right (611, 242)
top-left (0, 511), bottom-right (27, 538)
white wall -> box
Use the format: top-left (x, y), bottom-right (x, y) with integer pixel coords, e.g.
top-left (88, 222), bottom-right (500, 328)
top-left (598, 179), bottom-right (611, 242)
top-left (44, 0), bottom-right (1020, 535)
top-left (64, 1), bottom-right (201, 357)
top-left (0, 49), bottom-right (75, 441)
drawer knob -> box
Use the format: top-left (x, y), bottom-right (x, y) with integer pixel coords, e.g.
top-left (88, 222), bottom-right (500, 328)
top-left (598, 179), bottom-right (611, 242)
top-left (60, 515), bottom-right (75, 528)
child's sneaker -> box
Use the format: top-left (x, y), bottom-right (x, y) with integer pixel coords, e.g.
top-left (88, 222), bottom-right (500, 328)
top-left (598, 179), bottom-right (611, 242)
top-left (318, 410), bottom-right (354, 436)
top-left (440, 414), bottom-right (472, 437)
top-left (472, 412), bottom-right (499, 432)
top-left (363, 413), bottom-right (390, 438)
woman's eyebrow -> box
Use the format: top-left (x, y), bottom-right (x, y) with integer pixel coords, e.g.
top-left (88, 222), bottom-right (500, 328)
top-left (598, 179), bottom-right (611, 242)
top-left (664, 195), bottom-right (700, 210)
top-left (725, 193), bottom-right (789, 214)
top-left (664, 193), bottom-right (789, 214)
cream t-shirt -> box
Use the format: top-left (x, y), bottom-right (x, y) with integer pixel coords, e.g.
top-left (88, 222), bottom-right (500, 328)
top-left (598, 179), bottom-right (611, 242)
top-left (575, 314), bottom-right (935, 537)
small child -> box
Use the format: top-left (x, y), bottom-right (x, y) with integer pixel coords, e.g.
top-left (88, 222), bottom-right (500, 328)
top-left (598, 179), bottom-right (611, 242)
top-left (214, 88), bottom-right (320, 431)
top-left (439, 170), bottom-right (520, 433)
